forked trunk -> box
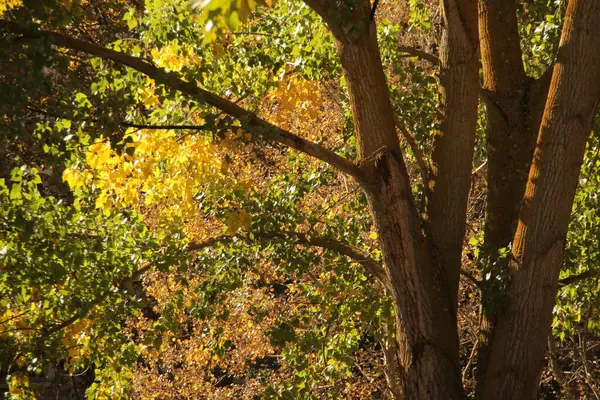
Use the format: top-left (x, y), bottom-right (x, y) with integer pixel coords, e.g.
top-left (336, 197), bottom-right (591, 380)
top-left (480, 1), bottom-right (600, 397)
top-left (475, 0), bottom-right (548, 391)
top-left (303, 1), bottom-right (465, 396)
top-left (337, 20), bottom-right (464, 400)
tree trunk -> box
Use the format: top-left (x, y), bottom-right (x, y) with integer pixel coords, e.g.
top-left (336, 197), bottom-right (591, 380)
top-left (338, 21), bottom-right (464, 400)
top-left (426, 0), bottom-right (479, 310)
top-left (474, 0), bottom-right (550, 392)
top-left (302, 1), bottom-right (464, 397)
top-left (480, 1), bottom-right (600, 397)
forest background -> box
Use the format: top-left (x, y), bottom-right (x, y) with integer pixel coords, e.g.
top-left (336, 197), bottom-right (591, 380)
top-left (1, 0), bottom-right (600, 398)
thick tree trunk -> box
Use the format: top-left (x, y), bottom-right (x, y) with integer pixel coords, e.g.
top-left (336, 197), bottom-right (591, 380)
top-left (474, 0), bottom-right (549, 392)
top-left (337, 21), bottom-right (463, 400)
top-left (366, 151), bottom-right (462, 399)
top-left (303, 1), bottom-right (463, 397)
top-left (480, 1), bottom-right (600, 398)
top-left (479, 0), bottom-right (536, 254)
top-left (426, 0), bottom-right (479, 309)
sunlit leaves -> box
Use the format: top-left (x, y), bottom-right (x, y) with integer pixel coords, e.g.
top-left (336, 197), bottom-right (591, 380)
top-left (0, 168), bottom-right (187, 396)
top-left (150, 41), bottom-right (203, 73)
top-left (192, 0), bottom-right (275, 36)
top-left (63, 130), bottom-right (228, 221)
top-left (0, 0), bottom-right (22, 16)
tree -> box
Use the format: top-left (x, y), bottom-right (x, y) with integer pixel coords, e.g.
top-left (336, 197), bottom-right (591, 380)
top-left (1, 0), bottom-right (600, 398)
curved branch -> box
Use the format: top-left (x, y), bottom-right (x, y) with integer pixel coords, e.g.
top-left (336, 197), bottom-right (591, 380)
top-left (41, 229), bottom-right (389, 337)
top-left (293, 233), bottom-right (389, 288)
top-left (43, 263), bottom-right (153, 336)
top-left (189, 231), bottom-right (390, 289)
top-left (10, 24), bottom-right (365, 183)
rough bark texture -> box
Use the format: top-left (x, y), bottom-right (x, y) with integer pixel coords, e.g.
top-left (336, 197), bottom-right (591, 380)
top-left (475, 0), bottom-right (544, 392)
top-left (366, 150), bottom-right (462, 399)
top-left (426, 0), bottom-right (479, 310)
top-left (339, 22), bottom-right (463, 400)
top-left (479, 0), bottom-right (534, 253)
top-left (480, 1), bottom-right (600, 398)
top-left (304, 1), bottom-right (464, 397)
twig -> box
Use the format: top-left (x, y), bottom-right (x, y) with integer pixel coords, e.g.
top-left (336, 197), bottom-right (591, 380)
top-left (472, 159), bottom-right (488, 176)
top-left (394, 116), bottom-right (428, 186)
top-left (27, 105), bottom-right (210, 132)
top-left (548, 335), bottom-right (577, 399)
top-left (231, 31), bottom-right (283, 39)
top-left (398, 45), bottom-right (440, 66)
top-left (460, 270), bottom-right (481, 289)
top-left (462, 338), bottom-right (478, 384)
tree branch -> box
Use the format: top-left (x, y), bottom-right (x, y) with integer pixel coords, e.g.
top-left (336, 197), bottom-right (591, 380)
top-left (460, 269), bottom-right (482, 290)
top-left (398, 45), bottom-right (440, 66)
top-left (11, 24), bottom-right (365, 182)
top-left (27, 105), bottom-right (210, 132)
top-left (41, 229), bottom-right (389, 337)
top-left (559, 269), bottom-right (599, 287)
top-left (294, 232), bottom-right (390, 288)
top-left (394, 116), bottom-right (428, 185)
top-left (189, 231), bottom-right (390, 290)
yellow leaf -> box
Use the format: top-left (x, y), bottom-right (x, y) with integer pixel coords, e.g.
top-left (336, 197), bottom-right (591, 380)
top-left (0, 0), bottom-right (23, 16)
top-left (62, 168), bottom-right (79, 188)
top-left (59, 0), bottom-right (73, 11)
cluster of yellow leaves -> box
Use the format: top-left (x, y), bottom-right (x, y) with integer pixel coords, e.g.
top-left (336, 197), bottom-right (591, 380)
top-left (63, 129), bottom-right (227, 225)
top-left (267, 76), bottom-right (322, 133)
top-left (139, 81), bottom-right (160, 107)
top-left (0, 0), bottom-right (22, 16)
top-left (150, 41), bottom-right (203, 73)
top-left (1, 307), bottom-right (34, 341)
top-left (8, 373), bottom-right (35, 400)
top-left (62, 319), bottom-right (92, 373)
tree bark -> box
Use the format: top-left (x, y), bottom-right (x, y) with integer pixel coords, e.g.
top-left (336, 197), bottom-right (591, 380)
top-left (475, 0), bottom-right (548, 392)
top-left (426, 0), bottom-right (479, 310)
top-left (339, 23), bottom-right (464, 400)
top-left (480, 1), bottom-right (600, 398)
top-left (303, 1), bottom-right (464, 397)
top-left (479, 0), bottom-right (535, 254)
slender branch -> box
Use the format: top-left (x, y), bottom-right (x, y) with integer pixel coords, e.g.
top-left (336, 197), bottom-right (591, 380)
top-left (294, 232), bottom-right (389, 288)
top-left (188, 235), bottom-right (236, 251)
top-left (462, 338), bottom-right (479, 384)
top-left (0, 309), bottom-right (32, 325)
top-left (460, 269), bottom-right (482, 289)
top-left (119, 123), bottom-right (209, 130)
top-left (42, 263), bottom-right (153, 336)
top-left (472, 159), bottom-right (488, 176)
top-left (10, 24), bottom-right (365, 183)
top-left (28, 104), bottom-right (210, 132)
top-left (398, 45), bottom-right (440, 66)
top-left (231, 31), bottom-right (282, 39)
top-left (189, 231), bottom-right (390, 289)
top-left (559, 269), bottom-right (599, 287)
top-left (394, 116), bottom-right (429, 185)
